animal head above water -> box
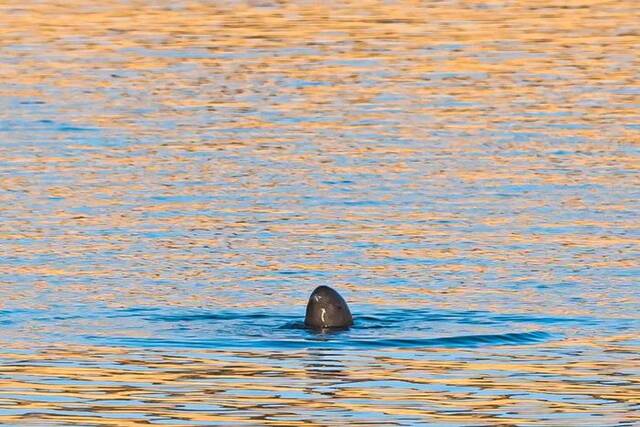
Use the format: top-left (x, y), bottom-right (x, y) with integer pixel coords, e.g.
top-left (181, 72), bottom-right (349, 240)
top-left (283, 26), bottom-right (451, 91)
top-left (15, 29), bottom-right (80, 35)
top-left (304, 285), bottom-right (353, 330)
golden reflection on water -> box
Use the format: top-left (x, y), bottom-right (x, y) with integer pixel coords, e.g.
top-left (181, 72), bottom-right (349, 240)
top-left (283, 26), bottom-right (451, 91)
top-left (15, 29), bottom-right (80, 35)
top-left (1, 340), bottom-right (639, 426)
top-left (1, 0), bottom-right (639, 425)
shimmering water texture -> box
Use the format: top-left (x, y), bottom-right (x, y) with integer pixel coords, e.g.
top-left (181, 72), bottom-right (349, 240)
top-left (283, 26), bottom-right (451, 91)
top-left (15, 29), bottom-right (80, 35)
top-left (1, 0), bottom-right (639, 425)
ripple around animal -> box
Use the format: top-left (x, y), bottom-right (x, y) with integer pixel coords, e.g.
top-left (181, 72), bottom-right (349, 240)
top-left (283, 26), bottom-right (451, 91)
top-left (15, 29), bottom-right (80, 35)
top-left (85, 330), bottom-right (553, 350)
top-left (79, 307), bottom-right (557, 350)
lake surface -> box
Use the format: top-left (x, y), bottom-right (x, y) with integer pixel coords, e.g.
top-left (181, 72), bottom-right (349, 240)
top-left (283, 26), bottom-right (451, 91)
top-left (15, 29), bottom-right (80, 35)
top-left (1, 1), bottom-right (639, 425)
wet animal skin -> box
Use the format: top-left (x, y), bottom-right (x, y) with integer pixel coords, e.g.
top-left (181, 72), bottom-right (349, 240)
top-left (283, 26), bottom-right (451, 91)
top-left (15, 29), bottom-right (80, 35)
top-left (304, 285), bottom-right (353, 329)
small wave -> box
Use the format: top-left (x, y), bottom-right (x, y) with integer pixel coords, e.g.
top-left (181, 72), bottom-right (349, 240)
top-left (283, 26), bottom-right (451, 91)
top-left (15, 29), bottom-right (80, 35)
top-left (86, 331), bottom-right (552, 351)
top-left (105, 307), bottom-right (590, 328)
top-left (81, 307), bottom-right (560, 351)
top-left (148, 311), bottom-right (297, 323)
top-left (106, 308), bottom-right (296, 323)
top-left (345, 308), bottom-right (597, 331)
top-left (359, 331), bottom-right (553, 348)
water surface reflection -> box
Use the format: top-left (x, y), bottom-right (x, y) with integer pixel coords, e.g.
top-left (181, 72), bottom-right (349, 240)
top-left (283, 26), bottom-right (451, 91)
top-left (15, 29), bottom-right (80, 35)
top-left (1, 0), bottom-right (639, 425)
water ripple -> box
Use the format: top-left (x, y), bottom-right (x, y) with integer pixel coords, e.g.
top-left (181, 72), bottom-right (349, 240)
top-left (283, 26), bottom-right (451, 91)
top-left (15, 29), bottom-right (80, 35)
top-left (1, 0), bottom-right (638, 424)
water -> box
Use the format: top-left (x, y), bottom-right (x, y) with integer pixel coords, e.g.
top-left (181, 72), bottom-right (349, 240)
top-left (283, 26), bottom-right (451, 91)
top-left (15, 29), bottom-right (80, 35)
top-left (1, 1), bottom-right (639, 425)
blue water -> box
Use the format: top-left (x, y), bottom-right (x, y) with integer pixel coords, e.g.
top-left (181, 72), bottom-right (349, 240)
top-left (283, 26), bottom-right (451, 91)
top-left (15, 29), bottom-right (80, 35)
top-left (5, 302), bottom-right (637, 352)
top-left (83, 308), bottom-right (557, 349)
